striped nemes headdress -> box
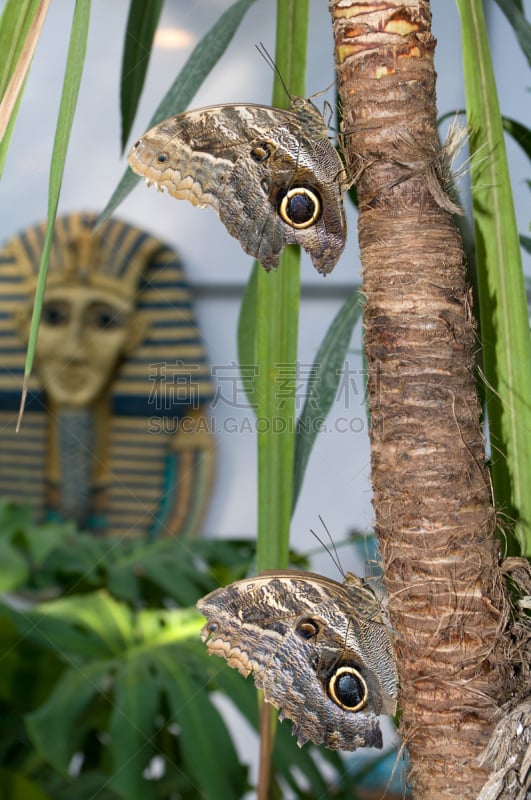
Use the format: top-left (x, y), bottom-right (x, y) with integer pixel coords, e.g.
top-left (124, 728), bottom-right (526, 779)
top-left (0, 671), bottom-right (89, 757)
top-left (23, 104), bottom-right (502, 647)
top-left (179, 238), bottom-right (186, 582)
top-left (0, 212), bottom-right (215, 538)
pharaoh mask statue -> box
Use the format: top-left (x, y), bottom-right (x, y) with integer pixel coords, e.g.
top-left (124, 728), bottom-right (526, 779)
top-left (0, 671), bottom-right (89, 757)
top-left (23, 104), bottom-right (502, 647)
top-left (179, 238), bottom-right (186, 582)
top-left (0, 212), bottom-right (215, 537)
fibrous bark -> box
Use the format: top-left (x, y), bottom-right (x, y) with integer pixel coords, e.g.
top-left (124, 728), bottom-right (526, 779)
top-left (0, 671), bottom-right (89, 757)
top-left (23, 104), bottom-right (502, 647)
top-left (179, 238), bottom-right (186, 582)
top-left (328, 2), bottom-right (515, 797)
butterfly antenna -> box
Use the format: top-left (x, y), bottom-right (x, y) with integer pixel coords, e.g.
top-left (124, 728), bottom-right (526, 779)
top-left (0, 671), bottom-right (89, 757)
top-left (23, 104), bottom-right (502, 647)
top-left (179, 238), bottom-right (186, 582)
top-left (309, 516), bottom-right (345, 579)
top-left (255, 42), bottom-right (293, 102)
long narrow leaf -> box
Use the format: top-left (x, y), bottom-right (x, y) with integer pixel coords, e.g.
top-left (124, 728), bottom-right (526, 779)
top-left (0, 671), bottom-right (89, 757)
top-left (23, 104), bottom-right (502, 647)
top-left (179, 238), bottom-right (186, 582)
top-left (254, 0), bottom-right (309, 573)
top-left (0, 0), bottom-right (50, 172)
top-left (493, 0), bottom-right (531, 65)
top-left (119, 0), bottom-right (163, 152)
top-left (17, 0), bottom-right (90, 428)
top-left (292, 290), bottom-right (362, 511)
top-left (0, 0), bottom-right (48, 127)
top-left (100, 0), bottom-right (257, 223)
top-left (438, 111), bottom-right (531, 162)
top-left (457, 0), bottom-right (531, 554)
top-left (236, 261), bottom-right (259, 406)
top-left (501, 116), bottom-right (531, 159)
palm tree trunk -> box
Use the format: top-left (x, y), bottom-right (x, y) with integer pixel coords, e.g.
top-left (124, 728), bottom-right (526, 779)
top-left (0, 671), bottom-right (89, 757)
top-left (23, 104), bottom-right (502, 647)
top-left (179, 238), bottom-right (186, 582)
top-left (328, 2), bottom-right (513, 797)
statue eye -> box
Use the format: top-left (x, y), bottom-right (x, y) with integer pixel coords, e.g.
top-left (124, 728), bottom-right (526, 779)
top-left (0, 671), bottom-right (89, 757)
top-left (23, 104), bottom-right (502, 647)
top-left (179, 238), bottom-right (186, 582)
top-left (295, 617), bottom-right (320, 640)
top-left (87, 304), bottom-right (124, 330)
top-left (41, 301), bottom-right (69, 327)
top-left (278, 187), bottom-right (321, 229)
top-left (328, 666), bottom-right (368, 712)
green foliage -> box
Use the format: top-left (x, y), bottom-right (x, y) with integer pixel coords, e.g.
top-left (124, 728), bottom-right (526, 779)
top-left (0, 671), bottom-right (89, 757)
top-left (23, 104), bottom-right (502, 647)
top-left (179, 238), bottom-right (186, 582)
top-left (0, 0), bottom-right (42, 174)
top-left (0, 500), bottom-right (365, 798)
top-left (243, 0), bottom-right (309, 573)
top-left (120, 0), bottom-right (164, 152)
top-left (493, 0), bottom-right (531, 64)
top-left (100, 0), bottom-right (258, 224)
top-left (457, 0), bottom-right (531, 555)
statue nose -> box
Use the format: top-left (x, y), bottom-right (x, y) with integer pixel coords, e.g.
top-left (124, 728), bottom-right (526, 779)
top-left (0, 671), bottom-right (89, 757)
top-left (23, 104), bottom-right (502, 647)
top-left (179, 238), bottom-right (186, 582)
top-left (61, 318), bottom-right (87, 355)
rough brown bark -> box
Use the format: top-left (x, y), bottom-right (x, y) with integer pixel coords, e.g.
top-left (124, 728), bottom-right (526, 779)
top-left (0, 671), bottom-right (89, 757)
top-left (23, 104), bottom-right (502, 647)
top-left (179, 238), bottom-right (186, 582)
top-left (328, 2), bottom-right (514, 798)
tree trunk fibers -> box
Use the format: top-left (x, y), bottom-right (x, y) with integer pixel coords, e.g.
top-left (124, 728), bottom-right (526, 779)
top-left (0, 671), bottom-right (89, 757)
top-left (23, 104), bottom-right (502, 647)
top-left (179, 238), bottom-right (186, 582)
top-left (328, 2), bottom-right (514, 797)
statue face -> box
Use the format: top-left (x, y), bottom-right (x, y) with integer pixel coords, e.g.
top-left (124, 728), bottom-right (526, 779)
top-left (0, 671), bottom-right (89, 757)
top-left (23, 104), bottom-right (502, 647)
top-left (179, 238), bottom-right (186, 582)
top-left (34, 285), bottom-right (136, 408)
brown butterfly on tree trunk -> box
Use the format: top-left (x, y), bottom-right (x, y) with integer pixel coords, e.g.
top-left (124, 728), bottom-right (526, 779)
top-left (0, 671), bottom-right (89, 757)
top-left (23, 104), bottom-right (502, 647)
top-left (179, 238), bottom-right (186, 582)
top-left (197, 569), bottom-right (398, 751)
top-left (128, 97), bottom-right (347, 274)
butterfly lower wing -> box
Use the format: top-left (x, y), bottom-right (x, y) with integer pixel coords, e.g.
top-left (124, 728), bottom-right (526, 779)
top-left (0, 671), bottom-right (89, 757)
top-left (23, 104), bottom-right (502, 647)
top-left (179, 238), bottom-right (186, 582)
top-left (197, 572), bottom-right (396, 750)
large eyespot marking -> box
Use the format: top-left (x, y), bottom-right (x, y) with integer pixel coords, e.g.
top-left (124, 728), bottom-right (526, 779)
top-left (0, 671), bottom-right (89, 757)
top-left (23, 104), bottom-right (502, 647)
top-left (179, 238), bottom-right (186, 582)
top-left (279, 187), bottom-right (321, 229)
top-left (295, 617), bottom-right (320, 640)
top-left (328, 666), bottom-right (368, 712)
top-left (251, 141), bottom-right (273, 162)
top-left (157, 152), bottom-right (169, 163)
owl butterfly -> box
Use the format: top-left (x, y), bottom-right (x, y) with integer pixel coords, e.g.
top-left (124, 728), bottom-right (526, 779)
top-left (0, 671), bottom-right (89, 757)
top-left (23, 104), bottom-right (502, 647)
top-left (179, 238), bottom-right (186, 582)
top-left (197, 570), bottom-right (398, 751)
top-left (127, 96), bottom-right (347, 274)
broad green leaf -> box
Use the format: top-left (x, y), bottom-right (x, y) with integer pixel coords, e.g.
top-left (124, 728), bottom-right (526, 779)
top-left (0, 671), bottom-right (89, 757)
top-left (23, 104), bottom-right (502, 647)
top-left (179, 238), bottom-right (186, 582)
top-left (493, 0), bottom-right (531, 65)
top-left (292, 290), bottom-right (362, 510)
top-left (34, 533), bottom-right (255, 604)
top-left (0, 769), bottom-right (52, 800)
top-left (521, 234), bottom-right (531, 254)
top-left (20, 0), bottom-right (90, 413)
top-left (107, 538), bottom-right (214, 606)
top-left (108, 659), bottom-right (160, 800)
top-left (24, 519), bottom-right (76, 565)
top-left (6, 591), bottom-right (132, 658)
top-left (119, 0), bottom-right (163, 151)
top-left (458, 0), bottom-right (531, 554)
top-left (0, 613), bottom-right (64, 711)
top-left (155, 648), bottom-right (248, 800)
top-left (100, 0), bottom-right (258, 223)
top-left (26, 660), bottom-right (111, 771)
top-left (0, 538), bottom-right (28, 591)
top-left (22, 598), bottom-right (222, 797)
top-left (0, 500), bottom-right (33, 537)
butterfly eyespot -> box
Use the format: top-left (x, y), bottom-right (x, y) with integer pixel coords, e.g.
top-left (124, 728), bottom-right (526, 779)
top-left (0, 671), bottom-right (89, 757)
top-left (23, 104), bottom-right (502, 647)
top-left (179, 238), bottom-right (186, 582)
top-left (250, 141), bottom-right (273, 162)
top-left (157, 153), bottom-right (169, 163)
top-left (279, 187), bottom-right (321, 229)
top-left (328, 666), bottom-right (368, 712)
top-left (295, 617), bottom-right (320, 640)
